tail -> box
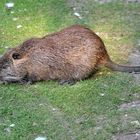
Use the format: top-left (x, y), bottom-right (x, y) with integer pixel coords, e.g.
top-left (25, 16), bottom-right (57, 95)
top-left (105, 59), bottom-right (140, 73)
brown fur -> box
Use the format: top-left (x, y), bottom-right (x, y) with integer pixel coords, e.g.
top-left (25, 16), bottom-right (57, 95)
top-left (0, 25), bottom-right (140, 84)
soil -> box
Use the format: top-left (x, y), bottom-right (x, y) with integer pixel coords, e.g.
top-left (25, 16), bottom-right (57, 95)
top-left (129, 49), bottom-right (140, 84)
top-left (119, 100), bottom-right (140, 110)
top-left (115, 49), bottom-right (140, 140)
top-left (113, 130), bottom-right (140, 140)
top-left (68, 0), bottom-right (140, 7)
top-left (125, 0), bottom-right (140, 3)
top-left (95, 0), bottom-right (140, 3)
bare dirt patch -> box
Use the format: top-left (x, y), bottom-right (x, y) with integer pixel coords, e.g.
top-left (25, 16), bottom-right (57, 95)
top-left (129, 49), bottom-right (140, 84)
top-left (94, 0), bottom-right (115, 4)
top-left (113, 130), bottom-right (140, 140)
top-left (119, 100), bottom-right (140, 110)
top-left (115, 48), bottom-right (140, 139)
top-left (125, 0), bottom-right (140, 3)
top-left (95, 0), bottom-right (140, 3)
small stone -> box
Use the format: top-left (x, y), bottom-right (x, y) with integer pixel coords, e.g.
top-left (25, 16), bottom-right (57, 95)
top-left (16, 25), bottom-right (22, 29)
top-left (9, 124), bottom-right (15, 127)
top-left (74, 12), bottom-right (82, 19)
top-left (100, 93), bottom-right (105, 96)
top-left (5, 2), bottom-right (14, 9)
top-left (73, 7), bottom-right (76, 11)
top-left (52, 108), bottom-right (57, 111)
top-left (35, 136), bottom-right (47, 140)
top-left (131, 120), bottom-right (140, 126)
top-left (124, 114), bottom-right (128, 117)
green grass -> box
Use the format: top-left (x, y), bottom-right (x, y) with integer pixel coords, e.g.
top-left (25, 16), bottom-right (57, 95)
top-left (0, 0), bottom-right (140, 139)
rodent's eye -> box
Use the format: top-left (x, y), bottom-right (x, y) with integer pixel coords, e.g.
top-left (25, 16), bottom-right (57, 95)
top-left (12, 53), bottom-right (21, 60)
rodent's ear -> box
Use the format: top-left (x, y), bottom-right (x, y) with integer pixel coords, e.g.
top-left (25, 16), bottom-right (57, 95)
top-left (12, 53), bottom-right (21, 60)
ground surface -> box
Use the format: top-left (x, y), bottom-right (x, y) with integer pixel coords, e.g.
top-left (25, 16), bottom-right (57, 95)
top-left (0, 0), bottom-right (140, 140)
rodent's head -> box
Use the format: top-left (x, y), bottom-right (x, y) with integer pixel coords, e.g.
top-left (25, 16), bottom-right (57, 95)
top-left (0, 48), bottom-right (28, 83)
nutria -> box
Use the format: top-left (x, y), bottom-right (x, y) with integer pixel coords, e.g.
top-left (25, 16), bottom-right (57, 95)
top-left (0, 25), bottom-right (140, 84)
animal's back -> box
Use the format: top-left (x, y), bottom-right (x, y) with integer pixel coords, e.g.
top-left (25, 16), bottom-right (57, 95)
top-left (26, 25), bottom-right (109, 81)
